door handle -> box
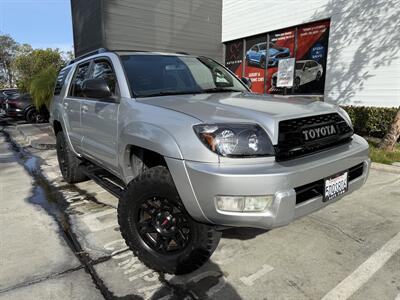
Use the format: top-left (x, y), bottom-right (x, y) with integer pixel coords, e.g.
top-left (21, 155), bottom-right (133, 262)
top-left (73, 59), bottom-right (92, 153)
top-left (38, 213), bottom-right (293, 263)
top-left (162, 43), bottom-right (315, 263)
top-left (63, 102), bottom-right (69, 109)
top-left (82, 105), bottom-right (89, 113)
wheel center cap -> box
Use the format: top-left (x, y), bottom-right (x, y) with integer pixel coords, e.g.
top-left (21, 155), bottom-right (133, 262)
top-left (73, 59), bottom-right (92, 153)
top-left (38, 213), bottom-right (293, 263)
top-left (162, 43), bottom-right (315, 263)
top-left (155, 211), bottom-right (177, 235)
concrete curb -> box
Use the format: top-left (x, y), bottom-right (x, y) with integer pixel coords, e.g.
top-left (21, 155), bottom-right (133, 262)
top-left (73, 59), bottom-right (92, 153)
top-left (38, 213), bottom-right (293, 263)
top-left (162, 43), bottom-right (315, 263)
top-left (16, 124), bottom-right (56, 150)
top-left (371, 162), bottom-right (400, 174)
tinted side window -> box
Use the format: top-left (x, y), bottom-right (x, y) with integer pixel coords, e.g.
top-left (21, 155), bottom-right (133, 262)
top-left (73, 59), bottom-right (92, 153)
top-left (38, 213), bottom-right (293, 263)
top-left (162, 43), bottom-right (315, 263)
top-left (310, 61), bottom-right (318, 67)
top-left (91, 60), bottom-right (118, 96)
top-left (54, 67), bottom-right (72, 95)
top-left (70, 62), bottom-right (90, 97)
top-left (305, 61), bottom-right (313, 68)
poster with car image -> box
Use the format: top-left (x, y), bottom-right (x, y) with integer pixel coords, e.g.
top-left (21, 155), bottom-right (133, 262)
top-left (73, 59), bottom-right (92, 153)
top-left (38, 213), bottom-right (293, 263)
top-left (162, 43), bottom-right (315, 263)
top-left (266, 28), bottom-right (295, 94)
top-left (277, 58), bottom-right (295, 87)
top-left (244, 34), bottom-right (267, 93)
top-left (225, 39), bottom-right (244, 77)
top-left (294, 20), bottom-right (330, 94)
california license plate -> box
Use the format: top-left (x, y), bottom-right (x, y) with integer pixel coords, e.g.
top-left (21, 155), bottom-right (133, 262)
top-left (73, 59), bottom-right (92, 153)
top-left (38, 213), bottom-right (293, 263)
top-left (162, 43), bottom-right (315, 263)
top-left (324, 171), bottom-right (348, 201)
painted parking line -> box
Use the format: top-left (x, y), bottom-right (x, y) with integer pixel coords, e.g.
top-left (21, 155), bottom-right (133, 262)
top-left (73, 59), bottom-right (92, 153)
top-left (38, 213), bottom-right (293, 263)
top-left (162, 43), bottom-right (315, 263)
top-left (239, 264), bottom-right (274, 287)
top-left (322, 232), bottom-right (400, 300)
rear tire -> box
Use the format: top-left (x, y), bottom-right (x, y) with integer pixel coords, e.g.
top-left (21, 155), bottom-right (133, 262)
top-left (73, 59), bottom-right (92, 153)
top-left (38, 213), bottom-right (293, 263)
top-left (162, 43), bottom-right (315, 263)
top-left (25, 108), bottom-right (37, 123)
top-left (56, 131), bottom-right (87, 184)
top-left (118, 166), bottom-right (221, 274)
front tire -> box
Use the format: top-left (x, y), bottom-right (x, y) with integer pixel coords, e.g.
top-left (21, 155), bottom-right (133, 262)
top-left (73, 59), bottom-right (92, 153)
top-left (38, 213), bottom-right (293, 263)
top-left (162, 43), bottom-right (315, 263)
top-left (56, 131), bottom-right (87, 183)
top-left (118, 166), bottom-right (221, 274)
top-left (260, 57), bottom-right (266, 69)
top-left (294, 77), bottom-right (301, 91)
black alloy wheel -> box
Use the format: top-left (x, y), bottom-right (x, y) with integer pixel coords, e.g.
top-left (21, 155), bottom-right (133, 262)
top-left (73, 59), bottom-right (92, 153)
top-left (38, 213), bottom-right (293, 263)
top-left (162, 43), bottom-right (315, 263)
top-left (137, 196), bottom-right (192, 254)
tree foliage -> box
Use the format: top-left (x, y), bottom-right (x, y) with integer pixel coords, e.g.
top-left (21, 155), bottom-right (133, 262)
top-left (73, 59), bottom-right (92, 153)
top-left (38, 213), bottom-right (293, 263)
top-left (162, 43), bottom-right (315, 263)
top-left (13, 48), bottom-right (64, 93)
top-left (0, 34), bottom-right (19, 87)
top-left (379, 107), bottom-right (400, 151)
top-left (29, 66), bottom-right (58, 109)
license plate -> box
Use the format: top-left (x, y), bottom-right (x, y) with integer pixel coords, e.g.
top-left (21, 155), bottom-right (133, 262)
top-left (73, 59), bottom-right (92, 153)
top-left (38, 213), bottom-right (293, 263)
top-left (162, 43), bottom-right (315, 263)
top-left (324, 171), bottom-right (348, 201)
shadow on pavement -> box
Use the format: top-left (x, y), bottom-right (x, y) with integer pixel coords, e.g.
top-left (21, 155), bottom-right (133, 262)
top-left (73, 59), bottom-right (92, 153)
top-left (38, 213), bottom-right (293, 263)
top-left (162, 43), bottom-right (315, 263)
top-left (222, 227), bottom-right (269, 240)
top-left (151, 261), bottom-right (242, 300)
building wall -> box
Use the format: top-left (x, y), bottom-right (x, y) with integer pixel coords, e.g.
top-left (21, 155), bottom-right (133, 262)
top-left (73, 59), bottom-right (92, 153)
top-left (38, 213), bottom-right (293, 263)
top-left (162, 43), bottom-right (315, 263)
top-left (222, 0), bottom-right (400, 107)
top-left (71, 0), bottom-right (103, 57)
top-left (71, 0), bottom-right (223, 61)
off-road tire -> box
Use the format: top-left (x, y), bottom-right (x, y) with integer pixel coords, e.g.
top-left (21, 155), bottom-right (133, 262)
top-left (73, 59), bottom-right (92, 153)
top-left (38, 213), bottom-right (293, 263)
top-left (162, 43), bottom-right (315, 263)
top-left (56, 131), bottom-right (87, 184)
top-left (118, 166), bottom-right (221, 275)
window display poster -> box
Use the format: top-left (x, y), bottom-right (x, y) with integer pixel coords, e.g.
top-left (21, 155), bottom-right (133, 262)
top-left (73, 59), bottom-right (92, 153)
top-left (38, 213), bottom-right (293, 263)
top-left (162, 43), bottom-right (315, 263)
top-left (224, 39), bottom-right (244, 78)
top-left (244, 34), bottom-right (267, 94)
top-left (266, 28), bottom-right (295, 94)
top-left (294, 19), bottom-right (330, 94)
top-left (277, 58), bottom-right (295, 87)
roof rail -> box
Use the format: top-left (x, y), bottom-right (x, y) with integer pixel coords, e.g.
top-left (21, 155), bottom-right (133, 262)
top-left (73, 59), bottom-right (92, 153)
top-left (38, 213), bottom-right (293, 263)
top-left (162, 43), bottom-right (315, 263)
top-left (113, 49), bottom-right (190, 55)
top-left (68, 48), bottom-right (109, 65)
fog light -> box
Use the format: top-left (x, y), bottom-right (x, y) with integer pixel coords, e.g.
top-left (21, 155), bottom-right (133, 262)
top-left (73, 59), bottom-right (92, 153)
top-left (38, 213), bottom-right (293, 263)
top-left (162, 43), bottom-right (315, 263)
top-left (244, 196), bottom-right (273, 212)
top-left (216, 196), bottom-right (245, 212)
top-left (215, 195), bottom-right (273, 212)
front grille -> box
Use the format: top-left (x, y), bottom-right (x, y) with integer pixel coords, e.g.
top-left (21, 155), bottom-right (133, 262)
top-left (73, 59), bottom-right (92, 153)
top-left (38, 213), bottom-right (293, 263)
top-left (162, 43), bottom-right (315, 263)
top-left (275, 113), bottom-right (353, 161)
top-left (295, 162), bottom-right (364, 205)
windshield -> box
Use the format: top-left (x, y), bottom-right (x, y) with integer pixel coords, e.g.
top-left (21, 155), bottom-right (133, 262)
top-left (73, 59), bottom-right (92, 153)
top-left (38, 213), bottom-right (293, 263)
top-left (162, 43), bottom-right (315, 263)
top-left (296, 62), bottom-right (305, 70)
top-left (120, 55), bottom-right (248, 97)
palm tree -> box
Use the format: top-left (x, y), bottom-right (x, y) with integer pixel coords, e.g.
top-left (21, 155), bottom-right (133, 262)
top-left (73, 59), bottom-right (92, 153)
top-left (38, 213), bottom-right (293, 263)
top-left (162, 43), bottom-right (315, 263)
top-left (378, 107), bottom-right (400, 151)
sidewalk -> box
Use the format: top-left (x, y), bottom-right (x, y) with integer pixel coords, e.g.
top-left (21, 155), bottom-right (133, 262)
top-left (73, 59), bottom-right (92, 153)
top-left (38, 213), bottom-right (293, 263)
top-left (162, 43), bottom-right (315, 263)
top-left (16, 123), bottom-right (56, 150)
top-left (0, 133), bottom-right (102, 299)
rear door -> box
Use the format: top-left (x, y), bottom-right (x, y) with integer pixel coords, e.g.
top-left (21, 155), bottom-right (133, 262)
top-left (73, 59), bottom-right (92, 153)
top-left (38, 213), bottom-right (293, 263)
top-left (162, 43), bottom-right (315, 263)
top-left (80, 58), bottom-right (119, 173)
top-left (63, 61), bottom-right (92, 153)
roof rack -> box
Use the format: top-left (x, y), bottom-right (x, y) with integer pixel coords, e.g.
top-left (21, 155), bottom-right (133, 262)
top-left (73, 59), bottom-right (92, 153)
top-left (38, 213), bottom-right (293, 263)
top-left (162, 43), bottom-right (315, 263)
top-left (68, 48), bottom-right (109, 65)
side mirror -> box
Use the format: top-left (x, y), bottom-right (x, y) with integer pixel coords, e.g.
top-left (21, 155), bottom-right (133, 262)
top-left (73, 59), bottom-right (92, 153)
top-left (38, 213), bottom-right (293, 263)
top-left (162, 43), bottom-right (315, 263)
top-left (241, 77), bottom-right (252, 89)
top-left (82, 78), bottom-right (112, 99)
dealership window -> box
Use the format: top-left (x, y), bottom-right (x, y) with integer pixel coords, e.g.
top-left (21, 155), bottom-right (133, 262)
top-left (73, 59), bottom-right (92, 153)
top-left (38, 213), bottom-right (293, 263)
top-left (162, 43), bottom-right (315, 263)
top-left (224, 19), bottom-right (330, 96)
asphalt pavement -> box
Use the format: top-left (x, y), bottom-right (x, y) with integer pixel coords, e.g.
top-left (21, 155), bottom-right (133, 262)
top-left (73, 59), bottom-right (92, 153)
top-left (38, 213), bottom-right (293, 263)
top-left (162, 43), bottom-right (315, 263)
top-left (0, 118), bottom-right (399, 300)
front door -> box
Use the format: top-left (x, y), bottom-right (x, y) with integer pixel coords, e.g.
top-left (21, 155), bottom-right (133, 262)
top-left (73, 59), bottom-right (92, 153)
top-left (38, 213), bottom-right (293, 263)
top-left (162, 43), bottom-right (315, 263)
top-left (80, 58), bottom-right (119, 173)
top-left (63, 61), bottom-right (91, 153)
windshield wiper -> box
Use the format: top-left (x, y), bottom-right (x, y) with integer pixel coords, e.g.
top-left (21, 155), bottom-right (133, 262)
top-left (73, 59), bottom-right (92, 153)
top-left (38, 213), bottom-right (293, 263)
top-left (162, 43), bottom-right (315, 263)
top-left (201, 88), bottom-right (244, 93)
top-left (139, 90), bottom-right (204, 97)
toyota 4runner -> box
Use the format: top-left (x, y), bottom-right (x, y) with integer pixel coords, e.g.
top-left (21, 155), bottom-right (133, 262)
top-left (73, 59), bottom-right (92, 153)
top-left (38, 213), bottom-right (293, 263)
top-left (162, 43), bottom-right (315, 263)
top-left (50, 49), bottom-right (370, 274)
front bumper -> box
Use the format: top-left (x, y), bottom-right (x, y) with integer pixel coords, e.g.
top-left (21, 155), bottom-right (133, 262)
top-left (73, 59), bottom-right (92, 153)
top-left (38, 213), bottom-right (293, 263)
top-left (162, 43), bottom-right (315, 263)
top-left (166, 135), bottom-right (370, 229)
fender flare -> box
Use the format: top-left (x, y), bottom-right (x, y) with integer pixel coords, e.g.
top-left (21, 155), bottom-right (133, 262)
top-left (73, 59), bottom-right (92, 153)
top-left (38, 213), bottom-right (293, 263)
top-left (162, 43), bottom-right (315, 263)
top-left (118, 121), bottom-right (183, 183)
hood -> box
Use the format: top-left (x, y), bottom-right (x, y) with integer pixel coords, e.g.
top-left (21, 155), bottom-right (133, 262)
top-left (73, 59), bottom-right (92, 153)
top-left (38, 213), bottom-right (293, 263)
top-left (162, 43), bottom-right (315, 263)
top-left (138, 92), bottom-right (339, 143)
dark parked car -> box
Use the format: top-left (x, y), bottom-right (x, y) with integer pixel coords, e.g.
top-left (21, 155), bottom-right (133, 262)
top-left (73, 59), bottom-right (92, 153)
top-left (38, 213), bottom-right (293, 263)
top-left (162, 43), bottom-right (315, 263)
top-left (0, 88), bottom-right (19, 114)
top-left (4, 92), bottom-right (39, 123)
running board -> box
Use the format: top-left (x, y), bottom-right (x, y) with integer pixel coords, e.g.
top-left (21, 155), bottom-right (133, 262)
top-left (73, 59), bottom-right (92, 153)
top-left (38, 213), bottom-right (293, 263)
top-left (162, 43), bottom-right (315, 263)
top-left (80, 162), bottom-right (126, 198)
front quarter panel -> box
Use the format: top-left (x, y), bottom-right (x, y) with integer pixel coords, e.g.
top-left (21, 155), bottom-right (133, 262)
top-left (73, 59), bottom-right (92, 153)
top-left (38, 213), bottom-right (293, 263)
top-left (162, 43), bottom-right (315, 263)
top-left (117, 98), bottom-right (219, 183)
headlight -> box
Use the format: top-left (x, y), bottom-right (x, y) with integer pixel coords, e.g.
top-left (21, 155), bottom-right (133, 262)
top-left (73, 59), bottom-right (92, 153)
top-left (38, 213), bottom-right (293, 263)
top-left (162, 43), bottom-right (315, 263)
top-left (193, 124), bottom-right (275, 157)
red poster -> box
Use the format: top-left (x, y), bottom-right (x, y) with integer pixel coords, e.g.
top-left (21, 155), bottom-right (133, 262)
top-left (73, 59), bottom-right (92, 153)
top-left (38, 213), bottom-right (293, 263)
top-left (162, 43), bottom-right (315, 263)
top-left (294, 20), bottom-right (330, 94)
top-left (244, 35), bottom-right (267, 94)
top-left (224, 39), bottom-right (243, 78)
top-left (266, 28), bottom-right (295, 94)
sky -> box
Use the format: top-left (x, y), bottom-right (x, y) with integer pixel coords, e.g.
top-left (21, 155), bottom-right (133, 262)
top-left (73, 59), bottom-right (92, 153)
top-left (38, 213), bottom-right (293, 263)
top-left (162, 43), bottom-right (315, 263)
top-left (0, 0), bottom-right (73, 53)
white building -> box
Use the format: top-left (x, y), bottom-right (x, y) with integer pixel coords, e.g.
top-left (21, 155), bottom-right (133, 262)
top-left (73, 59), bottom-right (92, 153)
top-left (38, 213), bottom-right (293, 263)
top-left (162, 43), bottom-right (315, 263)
top-left (222, 0), bottom-right (400, 107)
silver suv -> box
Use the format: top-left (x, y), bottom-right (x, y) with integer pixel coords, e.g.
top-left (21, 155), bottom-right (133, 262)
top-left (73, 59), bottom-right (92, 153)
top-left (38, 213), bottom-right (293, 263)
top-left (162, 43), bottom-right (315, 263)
top-left (50, 49), bottom-right (370, 274)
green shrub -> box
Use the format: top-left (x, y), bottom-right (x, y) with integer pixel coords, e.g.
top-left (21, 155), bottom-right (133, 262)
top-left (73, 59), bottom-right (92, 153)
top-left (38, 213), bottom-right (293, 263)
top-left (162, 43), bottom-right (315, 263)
top-left (342, 106), bottom-right (398, 139)
top-left (29, 66), bottom-right (57, 109)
